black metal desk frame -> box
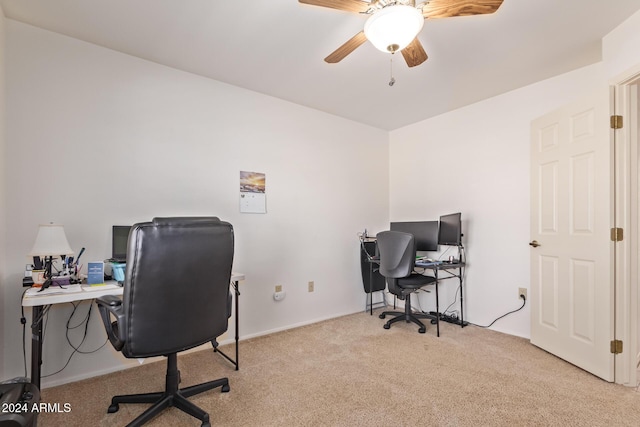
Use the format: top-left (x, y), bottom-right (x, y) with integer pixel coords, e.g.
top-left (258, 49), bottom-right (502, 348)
top-left (212, 279), bottom-right (241, 370)
top-left (415, 261), bottom-right (466, 337)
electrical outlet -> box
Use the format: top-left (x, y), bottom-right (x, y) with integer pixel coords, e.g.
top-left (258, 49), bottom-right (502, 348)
top-left (308, 281), bottom-right (314, 292)
top-left (274, 284), bottom-right (286, 301)
top-left (518, 287), bottom-right (527, 300)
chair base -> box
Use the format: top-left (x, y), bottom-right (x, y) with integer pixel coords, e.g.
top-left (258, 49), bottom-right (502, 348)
top-left (379, 293), bottom-right (436, 334)
top-left (107, 353), bottom-right (229, 427)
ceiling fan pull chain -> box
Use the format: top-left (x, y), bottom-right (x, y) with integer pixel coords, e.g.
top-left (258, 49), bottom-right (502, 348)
top-left (389, 56), bottom-right (395, 86)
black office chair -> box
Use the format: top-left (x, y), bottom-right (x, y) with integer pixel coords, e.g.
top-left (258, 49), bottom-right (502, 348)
top-left (97, 217), bottom-right (234, 427)
top-left (376, 230), bottom-right (437, 334)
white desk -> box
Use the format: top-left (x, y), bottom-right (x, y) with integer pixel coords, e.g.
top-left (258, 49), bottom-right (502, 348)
top-left (22, 273), bottom-right (245, 389)
top-left (22, 283), bottom-right (124, 305)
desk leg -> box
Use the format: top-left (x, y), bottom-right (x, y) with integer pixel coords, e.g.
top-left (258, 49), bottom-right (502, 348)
top-left (233, 280), bottom-right (239, 370)
top-left (435, 271), bottom-right (440, 338)
top-left (30, 305), bottom-right (44, 389)
top-left (212, 281), bottom-right (240, 370)
top-left (369, 261), bottom-right (373, 315)
top-left (459, 271), bottom-right (465, 328)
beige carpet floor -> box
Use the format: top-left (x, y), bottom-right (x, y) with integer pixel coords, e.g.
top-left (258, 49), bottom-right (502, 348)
top-left (39, 310), bottom-right (640, 426)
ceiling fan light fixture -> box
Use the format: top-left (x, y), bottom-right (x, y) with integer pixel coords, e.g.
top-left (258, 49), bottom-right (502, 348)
top-left (364, 5), bottom-right (424, 54)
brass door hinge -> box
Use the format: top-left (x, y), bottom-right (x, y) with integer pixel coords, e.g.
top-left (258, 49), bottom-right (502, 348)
top-left (611, 340), bottom-right (623, 354)
top-left (611, 115), bottom-right (623, 129)
top-left (611, 227), bottom-right (624, 242)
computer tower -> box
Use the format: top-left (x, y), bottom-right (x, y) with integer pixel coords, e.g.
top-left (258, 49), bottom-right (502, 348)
top-left (360, 240), bottom-right (386, 293)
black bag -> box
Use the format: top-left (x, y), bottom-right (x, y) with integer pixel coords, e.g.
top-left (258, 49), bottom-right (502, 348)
top-left (0, 380), bottom-right (40, 427)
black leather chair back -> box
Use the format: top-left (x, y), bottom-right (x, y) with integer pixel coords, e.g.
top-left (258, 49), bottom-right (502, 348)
top-left (120, 217), bottom-right (234, 358)
top-left (376, 231), bottom-right (416, 296)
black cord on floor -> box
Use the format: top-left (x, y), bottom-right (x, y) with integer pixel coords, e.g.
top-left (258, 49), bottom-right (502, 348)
top-left (471, 296), bottom-right (526, 328)
top-left (442, 284), bottom-right (461, 317)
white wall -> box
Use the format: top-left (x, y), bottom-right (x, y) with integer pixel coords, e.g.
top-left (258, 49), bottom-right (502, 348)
top-left (385, 9), bottom-right (640, 341)
top-left (603, 9), bottom-right (640, 81)
top-left (0, 4), bottom-right (7, 381)
top-left (2, 20), bottom-right (389, 387)
top-left (389, 64), bottom-right (606, 338)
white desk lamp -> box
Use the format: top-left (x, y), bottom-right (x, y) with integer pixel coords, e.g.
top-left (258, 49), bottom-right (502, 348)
top-left (29, 223), bottom-right (74, 289)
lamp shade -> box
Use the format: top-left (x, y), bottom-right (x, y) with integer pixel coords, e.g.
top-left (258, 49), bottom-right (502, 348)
top-left (29, 223), bottom-right (74, 257)
top-left (364, 5), bottom-right (424, 53)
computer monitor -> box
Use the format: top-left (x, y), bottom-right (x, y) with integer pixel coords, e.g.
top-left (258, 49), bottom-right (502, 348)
top-left (389, 221), bottom-right (439, 251)
top-left (438, 213), bottom-right (462, 246)
top-left (112, 225), bottom-right (131, 261)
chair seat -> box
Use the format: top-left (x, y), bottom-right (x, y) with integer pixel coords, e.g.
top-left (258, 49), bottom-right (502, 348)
top-left (397, 273), bottom-right (436, 290)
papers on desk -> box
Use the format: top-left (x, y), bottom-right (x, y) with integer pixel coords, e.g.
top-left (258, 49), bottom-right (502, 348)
top-left (25, 283), bottom-right (121, 298)
top-left (25, 284), bottom-right (82, 297)
top-left (415, 259), bottom-right (443, 266)
top-left (82, 283), bottom-right (121, 292)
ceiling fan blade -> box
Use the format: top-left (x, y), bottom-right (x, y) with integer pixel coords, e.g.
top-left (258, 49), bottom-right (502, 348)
top-left (401, 38), bottom-right (428, 68)
top-left (422, 0), bottom-right (504, 19)
top-left (325, 31), bottom-right (368, 63)
top-left (299, 0), bottom-right (371, 13)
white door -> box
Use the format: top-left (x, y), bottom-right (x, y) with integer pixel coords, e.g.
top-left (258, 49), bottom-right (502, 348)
top-left (530, 89), bottom-right (614, 381)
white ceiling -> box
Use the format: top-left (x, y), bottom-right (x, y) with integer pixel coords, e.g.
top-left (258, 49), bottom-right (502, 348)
top-left (2, 0), bottom-right (640, 130)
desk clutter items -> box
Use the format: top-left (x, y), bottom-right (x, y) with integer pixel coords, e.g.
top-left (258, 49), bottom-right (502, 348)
top-left (87, 262), bottom-right (105, 285)
top-left (25, 223), bottom-right (92, 291)
top-left (25, 284), bottom-right (82, 297)
top-left (110, 262), bottom-right (126, 282)
top-left (31, 269), bottom-right (45, 286)
top-left (27, 223), bottom-right (78, 290)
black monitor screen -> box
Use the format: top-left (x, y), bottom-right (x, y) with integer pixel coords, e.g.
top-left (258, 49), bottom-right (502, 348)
top-left (112, 226), bottom-right (131, 259)
top-left (438, 213), bottom-right (462, 246)
top-left (390, 221), bottom-right (439, 251)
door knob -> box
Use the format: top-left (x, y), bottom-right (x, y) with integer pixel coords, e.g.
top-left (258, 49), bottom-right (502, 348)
top-left (529, 240), bottom-right (541, 248)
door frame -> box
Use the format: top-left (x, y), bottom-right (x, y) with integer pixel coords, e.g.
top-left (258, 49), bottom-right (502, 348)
top-left (611, 65), bottom-right (640, 386)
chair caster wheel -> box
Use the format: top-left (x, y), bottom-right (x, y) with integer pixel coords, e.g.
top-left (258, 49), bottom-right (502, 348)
top-left (107, 403), bottom-right (119, 413)
top-left (379, 314), bottom-right (386, 319)
top-left (221, 384), bottom-right (230, 393)
top-left (419, 328), bottom-right (426, 334)
top-left (430, 319), bottom-right (437, 324)
top-left (383, 323), bottom-right (390, 329)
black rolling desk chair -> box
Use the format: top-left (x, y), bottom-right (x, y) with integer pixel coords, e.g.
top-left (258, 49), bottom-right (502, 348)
top-left (97, 217), bottom-right (234, 427)
top-left (376, 230), bottom-right (437, 334)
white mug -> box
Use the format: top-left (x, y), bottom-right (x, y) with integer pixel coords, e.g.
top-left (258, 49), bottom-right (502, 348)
top-left (32, 270), bottom-right (45, 285)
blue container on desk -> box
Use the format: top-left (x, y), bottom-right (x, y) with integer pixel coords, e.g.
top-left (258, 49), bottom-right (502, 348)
top-left (111, 263), bottom-right (126, 282)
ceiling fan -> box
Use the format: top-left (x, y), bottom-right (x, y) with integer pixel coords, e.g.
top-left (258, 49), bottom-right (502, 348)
top-left (299, 0), bottom-right (504, 67)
